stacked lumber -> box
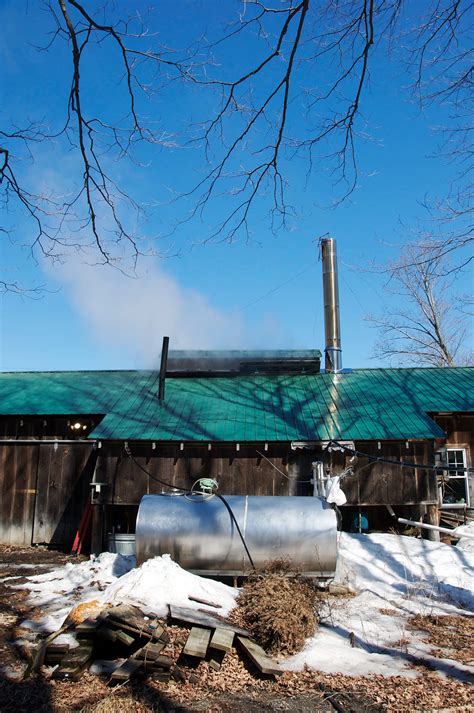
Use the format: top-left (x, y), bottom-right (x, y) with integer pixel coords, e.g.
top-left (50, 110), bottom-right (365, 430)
top-left (40, 602), bottom-right (282, 685)
top-left (170, 605), bottom-right (282, 677)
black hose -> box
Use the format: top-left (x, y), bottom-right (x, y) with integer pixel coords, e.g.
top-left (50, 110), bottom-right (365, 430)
top-left (125, 445), bottom-right (189, 492)
top-left (125, 446), bottom-right (255, 570)
top-left (215, 493), bottom-right (255, 570)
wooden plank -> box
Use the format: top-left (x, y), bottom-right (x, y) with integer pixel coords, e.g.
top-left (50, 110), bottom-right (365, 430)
top-left (106, 604), bottom-right (164, 638)
top-left (182, 627), bottom-right (211, 659)
top-left (171, 666), bottom-right (187, 682)
top-left (188, 595), bottom-right (222, 609)
top-left (169, 605), bottom-right (250, 636)
top-left (44, 646), bottom-right (71, 665)
top-left (134, 642), bottom-right (166, 660)
top-left (208, 648), bottom-right (225, 671)
top-left (60, 649), bottom-right (93, 666)
top-left (106, 617), bottom-right (161, 641)
top-left (110, 658), bottom-right (143, 682)
top-left (235, 636), bottom-right (282, 676)
top-left (52, 661), bottom-right (90, 681)
top-left (13, 444), bottom-right (38, 546)
top-left (52, 644), bottom-right (94, 681)
top-left (209, 627), bottom-right (234, 653)
top-left (114, 630), bottom-right (136, 647)
top-left (153, 655), bottom-right (173, 669)
top-left (45, 643), bottom-right (70, 655)
top-left (75, 619), bottom-right (101, 635)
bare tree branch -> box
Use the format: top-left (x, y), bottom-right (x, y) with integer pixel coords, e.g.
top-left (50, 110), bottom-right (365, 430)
top-left (367, 245), bottom-right (472, 366)
top-left (1, 1), bottom-right (472, 290)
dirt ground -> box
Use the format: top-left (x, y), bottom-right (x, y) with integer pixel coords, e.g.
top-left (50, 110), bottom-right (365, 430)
top-left (0, 545), bottom-right (473, 713)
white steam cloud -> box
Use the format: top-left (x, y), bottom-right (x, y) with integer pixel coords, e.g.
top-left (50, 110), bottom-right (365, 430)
top-left (51, 260), bottom-right (283, 366)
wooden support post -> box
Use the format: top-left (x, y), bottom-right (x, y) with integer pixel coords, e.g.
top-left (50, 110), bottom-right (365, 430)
top-left (90, 504), bottom-right (104, 554)
top-left (287, 453), bottom-right (300, 496)
top-left (424, 504), bottom-right (440, 542)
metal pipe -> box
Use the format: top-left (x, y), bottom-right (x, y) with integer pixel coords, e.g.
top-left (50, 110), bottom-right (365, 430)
top-left (158, 336), bottom-right (170, 401)
top-left (398, 517), bottom-right (474, 539)
top-left (321, 237), bottom-right (342, 372)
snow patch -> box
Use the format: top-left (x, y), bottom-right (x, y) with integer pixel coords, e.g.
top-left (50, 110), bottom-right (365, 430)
top-left (284, 532), bottom-right (474, 677)
top-left (99, 554), bottom-right (237, 617)
top-left (13, 532), bottom-right (474, 679)
top-left (455, 522), bottom-right (474, 553)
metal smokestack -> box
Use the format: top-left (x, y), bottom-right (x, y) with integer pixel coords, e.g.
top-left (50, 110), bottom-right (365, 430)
top-left (321, 237), bottom-right (342, 373)
top-left (158, 336), bottom-right (170, 400)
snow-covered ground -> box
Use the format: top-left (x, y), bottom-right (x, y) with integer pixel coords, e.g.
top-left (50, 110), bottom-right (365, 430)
top-left (13, 530), bottom-right (474, 679)
top-left (286, 531), bottom-right (474, 678)
top-left (16, 553), bottom-right (237, 634)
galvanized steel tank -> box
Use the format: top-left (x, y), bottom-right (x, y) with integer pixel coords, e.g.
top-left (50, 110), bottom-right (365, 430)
top-left (135, 494), bottom-right (338, 577)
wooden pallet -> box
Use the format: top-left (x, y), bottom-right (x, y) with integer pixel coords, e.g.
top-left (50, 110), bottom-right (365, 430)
top-left (42, 602), bottom-right (282, 685)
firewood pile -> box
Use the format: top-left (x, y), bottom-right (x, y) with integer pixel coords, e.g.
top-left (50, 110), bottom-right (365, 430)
top-left (40, 602), bottom-right (282, 685)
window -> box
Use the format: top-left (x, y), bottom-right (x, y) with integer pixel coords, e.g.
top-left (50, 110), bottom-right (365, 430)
top-left (441, 449), bottom-right (470, 508)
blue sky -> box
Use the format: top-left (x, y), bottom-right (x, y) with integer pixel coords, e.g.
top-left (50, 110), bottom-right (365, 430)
top-left (0, 1), bottom-right (469, 371)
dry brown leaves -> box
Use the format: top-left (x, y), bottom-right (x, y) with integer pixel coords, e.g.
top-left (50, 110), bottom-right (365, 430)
top-left (152, 652), bottom-right (474, 712)
top-left (2, 631), bottom-right (473, 712)
top-left (408, 613), bottom-right (474, 664)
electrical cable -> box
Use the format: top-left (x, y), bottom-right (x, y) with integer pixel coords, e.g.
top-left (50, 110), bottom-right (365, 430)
top-left (125, 445), bottom-right (255, 569)
top-left (234, 264), bottom-right (314, 314)
top-left (326, 440), bottom-right (472, 473)
top-left (255, 449), bottom-right (313, 483)
top-left (125, 445), bottom-right (189, 492)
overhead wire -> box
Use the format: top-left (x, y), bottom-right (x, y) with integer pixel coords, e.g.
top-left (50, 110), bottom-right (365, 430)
top-left (233, 264), bottom-right (314, 314)
top-left (326, 440), bottom-right (472, 474)
top-left (125, 445), bottom-right (255, 569)
top-left (255, 449), bottom-right (313, 483)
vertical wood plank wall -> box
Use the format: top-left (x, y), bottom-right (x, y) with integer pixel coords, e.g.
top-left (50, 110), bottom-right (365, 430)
top-left (0, 444), bottom-right (39, 545)
top-left (32, 444), bottom-right (96, 545)
top-left (0, 443), bottom-right (95, 546)
top-left (0, 438), bottom-right (440, 548)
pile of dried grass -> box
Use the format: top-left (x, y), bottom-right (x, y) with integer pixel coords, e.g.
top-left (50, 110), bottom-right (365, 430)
top-left (235, 559), bottom-right (318, 656)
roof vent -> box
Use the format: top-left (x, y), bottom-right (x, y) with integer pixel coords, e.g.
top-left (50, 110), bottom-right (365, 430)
top-left (165, 350), bottom-right (322, 376)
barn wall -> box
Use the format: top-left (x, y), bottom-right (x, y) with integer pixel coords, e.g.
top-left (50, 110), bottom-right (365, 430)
top-left (339, 440), bottom-right (437, 506)
top-left (93, 440), bottom-right (438, 508)
top-left (0, 442), bottom-right (95, 546)
top-left (0, 436), bottom-right (440, 549)
top-left (94, 444), bottom-right (294, 506)
top-left (0, 443), bottom-right (39, 545)
top-left (434, 414), bottom-right (474, 509)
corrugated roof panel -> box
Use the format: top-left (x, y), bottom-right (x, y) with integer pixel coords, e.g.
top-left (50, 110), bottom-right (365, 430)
top-left (1, 367), bottom-right (472, 442)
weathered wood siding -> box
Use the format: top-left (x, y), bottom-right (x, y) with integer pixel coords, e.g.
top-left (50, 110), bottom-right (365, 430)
top-left (0, 436), bottom-right (439, 549)
top-left (0, 443), bottom-right (39, 545)
top-left (32, 444), bottom-right (96, 545)
top-left (0, 443), bottom-right (95, 546)
top-left (94, 444), bottom-right (292, 505)
top-left (337, 441), bottom-right (437, 505)
top-left (94, 441), bottom-right (437, 507)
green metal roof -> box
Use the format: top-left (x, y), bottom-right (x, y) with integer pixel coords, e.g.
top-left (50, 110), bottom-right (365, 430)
top-left (0, 367), bottom-right (472, 442)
